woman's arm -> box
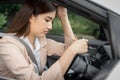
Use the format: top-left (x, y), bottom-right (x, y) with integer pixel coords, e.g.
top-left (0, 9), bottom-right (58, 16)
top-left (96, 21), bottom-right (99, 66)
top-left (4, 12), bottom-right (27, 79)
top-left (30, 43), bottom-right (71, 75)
top-left (0, 37), bottom-right (64, 80)
top-left (58, 39), bottom-right (88, 75)
top-left (57, 6), bottom-right (77, 49)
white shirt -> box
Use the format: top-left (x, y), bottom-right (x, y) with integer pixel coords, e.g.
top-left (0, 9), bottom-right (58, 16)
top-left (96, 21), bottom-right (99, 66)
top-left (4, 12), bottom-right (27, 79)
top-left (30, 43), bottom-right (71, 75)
top-left (20, 37), bottom-right (41, 72)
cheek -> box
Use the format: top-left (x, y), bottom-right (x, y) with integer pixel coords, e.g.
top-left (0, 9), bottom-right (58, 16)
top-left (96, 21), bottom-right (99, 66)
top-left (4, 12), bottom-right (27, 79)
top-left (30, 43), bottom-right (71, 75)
top-left (32, 22), bottom-right (46, 34)
top-left (30, 17), bottom-right (47, 36)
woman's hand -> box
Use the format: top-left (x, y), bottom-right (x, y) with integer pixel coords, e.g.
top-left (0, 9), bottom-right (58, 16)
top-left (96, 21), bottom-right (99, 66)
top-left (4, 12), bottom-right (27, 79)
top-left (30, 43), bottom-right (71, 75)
top-left (57, 6), bottom-right (68, 19)
top-left (52, 2), bottom-right (67, 18)
top-left (69, 39), bottom-right (88, 54)
top-left (59, 39), bottom-right (88, 75)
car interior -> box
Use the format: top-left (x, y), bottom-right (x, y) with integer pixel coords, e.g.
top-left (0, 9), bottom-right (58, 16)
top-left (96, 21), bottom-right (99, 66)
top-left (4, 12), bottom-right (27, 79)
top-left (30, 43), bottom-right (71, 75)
top-left (1, 0), bottom-right (120, 80)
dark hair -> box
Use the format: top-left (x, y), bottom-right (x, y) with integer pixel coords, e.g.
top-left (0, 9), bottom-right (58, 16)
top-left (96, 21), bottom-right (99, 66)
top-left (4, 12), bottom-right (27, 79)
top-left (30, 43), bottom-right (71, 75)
top-left (7, 0), bottom-right (56, 37)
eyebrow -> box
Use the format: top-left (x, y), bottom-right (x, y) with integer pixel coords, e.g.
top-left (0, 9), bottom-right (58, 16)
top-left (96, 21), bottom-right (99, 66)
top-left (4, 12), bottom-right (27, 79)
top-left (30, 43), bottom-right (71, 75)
top-left (46, 16), bottom-right (54, 20)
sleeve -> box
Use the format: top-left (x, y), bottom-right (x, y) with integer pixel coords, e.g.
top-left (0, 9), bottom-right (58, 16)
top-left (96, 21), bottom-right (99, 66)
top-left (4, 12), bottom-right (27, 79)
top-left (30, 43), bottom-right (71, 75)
top-left (0, 41), bottom-right (64, 80)
top-left (47, 39), bottom-right (65, 56)
top-left (41, 61), bottom-right (64, 80)
top-left (47, 35), bottom-right (77, 56)
top-left (0, 42), bottom-right (41, 80)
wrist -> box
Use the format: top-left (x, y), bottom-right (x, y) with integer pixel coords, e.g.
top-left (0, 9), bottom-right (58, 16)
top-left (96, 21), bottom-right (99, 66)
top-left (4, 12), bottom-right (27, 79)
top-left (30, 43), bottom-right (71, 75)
top-left (66, 46), bottom-right (78, 56)
top-left (59, 15), bottom-right (68, 20)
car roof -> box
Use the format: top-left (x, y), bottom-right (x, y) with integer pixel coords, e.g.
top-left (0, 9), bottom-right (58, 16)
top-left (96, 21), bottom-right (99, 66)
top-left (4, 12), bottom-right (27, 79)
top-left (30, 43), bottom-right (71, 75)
top-left (90, 0), bottom-right (120, 15)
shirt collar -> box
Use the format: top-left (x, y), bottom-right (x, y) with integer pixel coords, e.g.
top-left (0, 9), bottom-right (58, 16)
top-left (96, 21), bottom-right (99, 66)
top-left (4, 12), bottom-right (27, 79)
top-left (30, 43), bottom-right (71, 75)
top-left (20, 36), bottom-right (41, 51)
top-left (34, 37), bottom-right (41, 51)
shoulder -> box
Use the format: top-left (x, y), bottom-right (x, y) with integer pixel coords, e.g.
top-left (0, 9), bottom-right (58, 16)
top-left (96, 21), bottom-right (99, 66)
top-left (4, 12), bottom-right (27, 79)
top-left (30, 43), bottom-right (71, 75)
top-left (0, 35), bottom-right (26, 51)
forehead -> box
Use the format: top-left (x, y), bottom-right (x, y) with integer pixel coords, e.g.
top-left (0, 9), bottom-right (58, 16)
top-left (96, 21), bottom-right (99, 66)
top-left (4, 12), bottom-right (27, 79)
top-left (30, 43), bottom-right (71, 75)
top-left (37, 11), bottom-right (56, 18)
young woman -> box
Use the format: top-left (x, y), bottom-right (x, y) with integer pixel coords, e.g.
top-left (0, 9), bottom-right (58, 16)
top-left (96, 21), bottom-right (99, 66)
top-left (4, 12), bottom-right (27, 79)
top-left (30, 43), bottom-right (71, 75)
top-left (0, 0), bottom-right (88, 80)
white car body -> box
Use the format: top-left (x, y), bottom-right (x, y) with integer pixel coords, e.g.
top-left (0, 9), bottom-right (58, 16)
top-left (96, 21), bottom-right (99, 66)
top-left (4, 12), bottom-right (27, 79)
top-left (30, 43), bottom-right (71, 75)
top-left (91, 0), bottom-right (120, 15)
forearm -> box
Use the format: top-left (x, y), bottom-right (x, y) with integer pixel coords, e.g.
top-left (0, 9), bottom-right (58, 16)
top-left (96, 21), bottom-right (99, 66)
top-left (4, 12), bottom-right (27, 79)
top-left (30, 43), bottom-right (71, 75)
top-left (60, 16), bottom-right (77, 49)
top-left (58, 46), bottom-right (76, 75)
top-left (60, 16), bottom-right (76, 40)
top-left (57, 6), bottom-right (77, 49)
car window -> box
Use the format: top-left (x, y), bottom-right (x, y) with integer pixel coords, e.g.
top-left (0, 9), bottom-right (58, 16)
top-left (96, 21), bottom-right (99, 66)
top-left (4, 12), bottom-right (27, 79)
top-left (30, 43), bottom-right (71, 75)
top-left (50, 10), bottom-right (100, 39)
top-left (0, 3), bottom-right (100, 39)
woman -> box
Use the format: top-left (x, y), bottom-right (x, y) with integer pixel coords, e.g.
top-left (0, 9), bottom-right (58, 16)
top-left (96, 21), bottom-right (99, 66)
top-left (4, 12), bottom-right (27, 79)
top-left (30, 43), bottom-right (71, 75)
top-left (0, 0), bottom-right (88, 80)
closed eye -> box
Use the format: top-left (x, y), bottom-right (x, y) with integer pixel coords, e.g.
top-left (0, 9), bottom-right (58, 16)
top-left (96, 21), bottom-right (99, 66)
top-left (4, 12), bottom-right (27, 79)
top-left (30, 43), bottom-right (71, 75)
top-left (45, 19), bottom-right (50, 22)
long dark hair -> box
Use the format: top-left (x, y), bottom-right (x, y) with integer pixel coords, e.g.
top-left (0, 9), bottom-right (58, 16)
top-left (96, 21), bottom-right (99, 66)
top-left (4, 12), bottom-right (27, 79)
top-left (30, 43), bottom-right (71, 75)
top-left (7, 0), bottom-right (56, 37)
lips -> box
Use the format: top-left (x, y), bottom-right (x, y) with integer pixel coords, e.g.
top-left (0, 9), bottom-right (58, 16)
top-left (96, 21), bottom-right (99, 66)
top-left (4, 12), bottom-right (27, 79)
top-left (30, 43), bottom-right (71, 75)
top-left (44, 31), bottom-right (49, 34)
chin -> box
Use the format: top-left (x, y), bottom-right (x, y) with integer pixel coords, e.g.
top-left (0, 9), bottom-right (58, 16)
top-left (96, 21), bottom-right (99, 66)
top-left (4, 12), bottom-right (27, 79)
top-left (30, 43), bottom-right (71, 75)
top-left (38, 34), bottom-right (46, 37)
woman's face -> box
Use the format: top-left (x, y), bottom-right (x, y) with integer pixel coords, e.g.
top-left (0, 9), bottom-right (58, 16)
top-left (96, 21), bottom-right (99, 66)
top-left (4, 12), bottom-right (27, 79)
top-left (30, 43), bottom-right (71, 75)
top-left (29, 11), bottom-right (56, 37)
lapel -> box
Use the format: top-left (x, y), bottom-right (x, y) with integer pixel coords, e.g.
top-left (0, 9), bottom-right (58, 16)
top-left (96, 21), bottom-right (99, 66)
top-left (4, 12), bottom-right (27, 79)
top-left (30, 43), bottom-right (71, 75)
top-left (39, 36), bottom-right (48, 70)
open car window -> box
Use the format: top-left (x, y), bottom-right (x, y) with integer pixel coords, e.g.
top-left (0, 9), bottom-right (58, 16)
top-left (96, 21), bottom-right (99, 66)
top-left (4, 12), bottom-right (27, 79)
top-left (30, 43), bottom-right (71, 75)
top-left (50, 10), bottom-right (100, 39)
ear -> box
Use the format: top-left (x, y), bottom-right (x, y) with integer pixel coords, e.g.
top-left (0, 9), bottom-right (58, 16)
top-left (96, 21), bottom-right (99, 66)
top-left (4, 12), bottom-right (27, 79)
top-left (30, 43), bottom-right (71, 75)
top-left (29, 15), bottom-right (35, 23)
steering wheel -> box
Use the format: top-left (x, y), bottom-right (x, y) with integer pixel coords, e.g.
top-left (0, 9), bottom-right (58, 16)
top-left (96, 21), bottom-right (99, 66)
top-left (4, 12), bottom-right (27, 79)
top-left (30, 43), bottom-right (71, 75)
top-left (64, 44), bottom-right (110, 80)
top-left (47, 40), bottom-right (110, 80)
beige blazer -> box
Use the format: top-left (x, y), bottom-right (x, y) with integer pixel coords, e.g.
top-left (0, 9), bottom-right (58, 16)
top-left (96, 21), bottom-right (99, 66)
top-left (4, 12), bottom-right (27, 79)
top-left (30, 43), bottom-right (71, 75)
top-left (0, 35), bottom-right (75, 80)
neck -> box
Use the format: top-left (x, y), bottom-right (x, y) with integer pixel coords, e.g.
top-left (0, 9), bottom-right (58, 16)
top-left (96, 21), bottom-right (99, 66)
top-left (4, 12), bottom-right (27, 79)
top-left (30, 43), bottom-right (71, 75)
top-left (28, 34), bottom-right (36, 49)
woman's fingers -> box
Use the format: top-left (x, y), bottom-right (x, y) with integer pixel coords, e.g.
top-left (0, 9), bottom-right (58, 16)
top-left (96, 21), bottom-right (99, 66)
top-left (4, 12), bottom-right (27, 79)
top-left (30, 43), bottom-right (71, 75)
top-left (69, 39), bottom-right (88, 54)
top-left (51, 2), bottom-right (58, 7)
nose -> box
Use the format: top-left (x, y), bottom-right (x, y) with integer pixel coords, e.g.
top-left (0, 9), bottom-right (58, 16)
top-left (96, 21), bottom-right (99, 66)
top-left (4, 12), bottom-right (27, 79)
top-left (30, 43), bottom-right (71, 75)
top-left (47, 22), bottom-right (52, 30)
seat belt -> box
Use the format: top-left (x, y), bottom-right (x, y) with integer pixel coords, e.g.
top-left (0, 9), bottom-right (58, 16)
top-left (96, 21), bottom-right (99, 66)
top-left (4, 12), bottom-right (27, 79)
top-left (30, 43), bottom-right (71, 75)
top-left (12, 36), bottom-right (40, 70)
top-left (1, 35), bottom-right (40, 73)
